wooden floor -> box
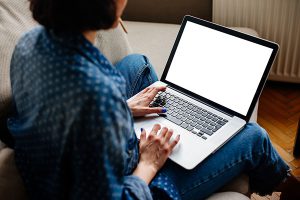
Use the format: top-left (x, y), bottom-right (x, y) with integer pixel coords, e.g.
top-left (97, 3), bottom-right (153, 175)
top-left (251, 81), bottom-right (300, 200)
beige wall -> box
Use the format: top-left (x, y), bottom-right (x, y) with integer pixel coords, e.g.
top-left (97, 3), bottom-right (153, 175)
top-left (123, 0), bottom-right (212, 24)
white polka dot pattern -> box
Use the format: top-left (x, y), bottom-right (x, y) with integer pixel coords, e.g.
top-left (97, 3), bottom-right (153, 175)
top-left (8, 27), bottom-right (181, 200)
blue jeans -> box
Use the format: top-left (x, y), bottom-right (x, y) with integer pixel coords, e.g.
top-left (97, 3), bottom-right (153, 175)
top-left (115, 54), bottom-right (290, 199)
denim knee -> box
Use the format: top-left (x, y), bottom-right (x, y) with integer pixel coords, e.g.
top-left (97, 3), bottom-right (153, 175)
top-left (117, 54), bottom-right (149, 72)
top-left (243, 123), bottom-right (270, 148)
top-left (115, 54), bottom-right (159, 98)
top-left (243, 123), bottom-right (290, 195)
top-left (117, 54), bottom-right (157, 79)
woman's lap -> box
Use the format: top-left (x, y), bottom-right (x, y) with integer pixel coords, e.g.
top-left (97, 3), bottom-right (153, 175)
top-left (115, 54), bottom-right (289, 199)
top-left (159, 123), bottom-right (289, 199)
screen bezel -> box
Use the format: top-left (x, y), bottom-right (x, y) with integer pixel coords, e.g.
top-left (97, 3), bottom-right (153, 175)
top-left (161, 15), bottom-right (279, 122)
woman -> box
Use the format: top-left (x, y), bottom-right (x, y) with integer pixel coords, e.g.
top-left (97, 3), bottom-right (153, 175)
top-left (8, 0), bottom-right (299, 199)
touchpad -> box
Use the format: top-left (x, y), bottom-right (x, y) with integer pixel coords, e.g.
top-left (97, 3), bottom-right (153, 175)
top-left (134, 114), bottom-right (163, 138)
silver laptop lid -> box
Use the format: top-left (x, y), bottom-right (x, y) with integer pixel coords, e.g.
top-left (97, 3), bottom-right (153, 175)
top-left (161, 16), bottom-right (279, 122)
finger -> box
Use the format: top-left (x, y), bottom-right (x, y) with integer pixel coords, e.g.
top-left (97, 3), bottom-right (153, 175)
top-left (140, 128), bottom-right (146, 142)
top-left (146, 87), bottom-right (161, 102)
top-left (169, 135), bottom-right (180, 149)
top-left (141, 87), bottom-right (151, 94)
top-left (141, 107), bottom-right (167, 115)
top-left (155, 86), bottom-right (167, 92)
top-left (149, 124), bottom-right (161, 136)
top-left (159, 127), bottom-right (168, 138)
top-left (164, 129), bottom-right (174, 142)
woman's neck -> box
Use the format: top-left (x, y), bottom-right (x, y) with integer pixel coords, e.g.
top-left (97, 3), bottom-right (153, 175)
top-left (82, 31), bottom-right (97, 44)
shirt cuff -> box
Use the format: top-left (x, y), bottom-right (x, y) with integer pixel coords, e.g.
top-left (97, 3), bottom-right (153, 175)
top-left (124, 175), bottom-right (153, 200)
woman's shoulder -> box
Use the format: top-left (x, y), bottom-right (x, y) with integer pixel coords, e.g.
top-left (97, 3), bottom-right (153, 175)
top-left (15, 26), bottom-right (45, 49)
top-left (74, 65), bottom-right (125, 102)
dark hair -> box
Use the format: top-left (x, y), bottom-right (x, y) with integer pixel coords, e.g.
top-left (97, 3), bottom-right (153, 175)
top-left (29, 0), bottom-right (117, 32)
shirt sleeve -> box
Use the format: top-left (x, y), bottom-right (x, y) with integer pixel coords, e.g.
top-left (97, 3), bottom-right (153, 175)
top-left (68, 82), bottom-right (152, 200)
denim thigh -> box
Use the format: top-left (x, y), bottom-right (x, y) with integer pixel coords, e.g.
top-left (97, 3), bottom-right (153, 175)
top-left (115, 54), bottom-right (159, 99)
top-left (159, 123), bottom-right (289, 199)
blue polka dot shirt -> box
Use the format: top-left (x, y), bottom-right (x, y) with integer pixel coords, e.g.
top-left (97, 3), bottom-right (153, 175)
top-left (8, 27), bottom-right (180, 200)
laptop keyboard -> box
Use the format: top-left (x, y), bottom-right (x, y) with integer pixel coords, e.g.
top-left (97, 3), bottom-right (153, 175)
top-left (150, 91), bottom-right (228, 140)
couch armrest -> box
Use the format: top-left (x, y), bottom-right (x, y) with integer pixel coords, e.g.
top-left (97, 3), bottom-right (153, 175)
top-left (95, 24), bottom-right (132, 65)
top-left (0, 146), bottom-right (27, 200)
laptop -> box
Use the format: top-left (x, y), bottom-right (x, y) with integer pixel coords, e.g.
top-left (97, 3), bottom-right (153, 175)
top-left (131, 15), bottom-right (279, 170)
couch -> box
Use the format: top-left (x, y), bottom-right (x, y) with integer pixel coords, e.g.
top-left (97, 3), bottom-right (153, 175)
top-left (0, 0), bottom-right (258, 199)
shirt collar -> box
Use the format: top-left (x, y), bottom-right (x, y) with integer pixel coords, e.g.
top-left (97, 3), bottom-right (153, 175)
top-left (46, 28), bottom-right (109, 68)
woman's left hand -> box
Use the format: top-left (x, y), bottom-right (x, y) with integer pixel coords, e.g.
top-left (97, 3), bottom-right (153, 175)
top-left (127, 86), bottom-right (167, 117)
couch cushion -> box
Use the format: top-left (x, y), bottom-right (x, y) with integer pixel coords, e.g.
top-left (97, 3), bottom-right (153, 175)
top-left (0, 0), bottom-right (37, 118)
top-left (0, 145), bottom-right (27, 200)
top-left (206, 192), bottom-right (250, 200)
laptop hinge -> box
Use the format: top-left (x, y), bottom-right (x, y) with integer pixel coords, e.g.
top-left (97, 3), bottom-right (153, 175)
top-left (167, 85), bottom-right (234, 118)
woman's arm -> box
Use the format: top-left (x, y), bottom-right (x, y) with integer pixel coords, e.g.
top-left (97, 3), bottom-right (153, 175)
top-left (133, 125), bottom-right (180, 184)
top-left (69, 83), bottom-right (153, 200)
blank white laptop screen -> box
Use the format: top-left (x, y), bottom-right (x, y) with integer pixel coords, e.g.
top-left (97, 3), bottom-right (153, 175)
top-left (165, 21), bottom-right (273, 116)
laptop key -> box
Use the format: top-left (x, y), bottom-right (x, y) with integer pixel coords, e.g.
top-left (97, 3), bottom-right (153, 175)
top-left (205, 119), bottom-right (212, 124)
top-left (165, 115), bottom-right (182, 125)
top-left (199, 116), bottom-right (206, 121)
top-left (210, 122), bottom-right (217, 126)
top-left (197, 132), bottom-right (203, 137)
top-left (202, 123), bottom-right (209, 128)
top-left (196, 125), bottom-right (202, 130)
top-left (217, 120), bottom-right (226, 125)
top-left (186, 119), bottom-right (192, 124)
top-left (187, 125), bottom-right (194, 131)
top-left (181, 123), bottom-right (188, 129)
top-left (198, 120), bottom-right (204, 125)
top-left (191, 122), bottom-right (197, 127)
top-left (212, 128), bottom-right (219, 132)
top-left (187, 115), bottom-right (194, 120)
top-left (202, 113), bottom-right (208, 117)
top-left (192, 117), bottom-right (198, 122)
top-left (215, 124), bottom-right (222, 129)
top-left (211, 117), bottom-right (218, 122)
top-left (200, 128), bottom-right (213, 136)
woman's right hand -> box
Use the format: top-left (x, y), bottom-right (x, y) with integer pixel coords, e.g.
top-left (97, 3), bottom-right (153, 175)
top-left (133, 124), bottom-right (180, 184)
